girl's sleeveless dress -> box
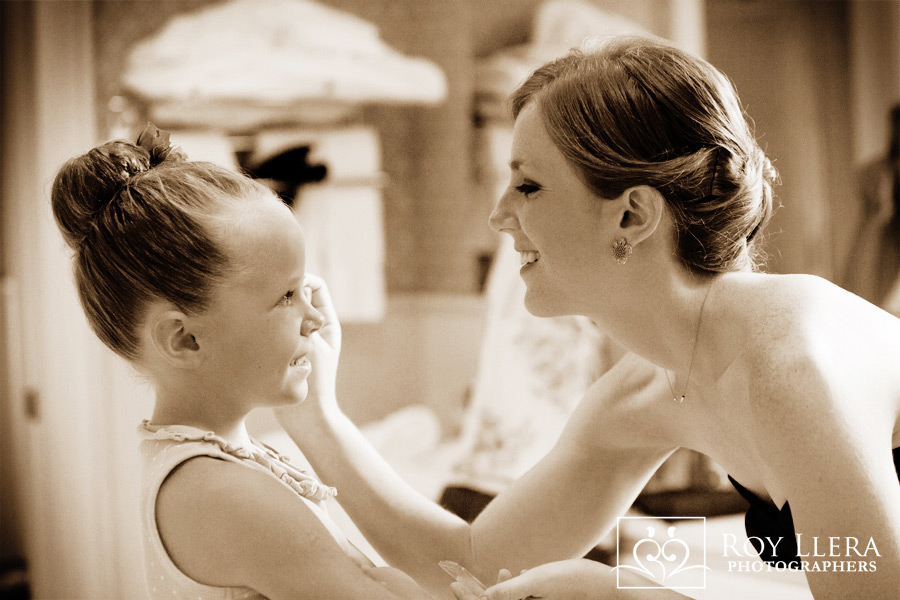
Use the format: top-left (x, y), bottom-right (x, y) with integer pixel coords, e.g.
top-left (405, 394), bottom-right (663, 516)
top-left (138, 421), bottom-right (369, 599)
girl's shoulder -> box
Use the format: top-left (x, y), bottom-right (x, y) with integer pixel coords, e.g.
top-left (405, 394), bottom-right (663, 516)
top-left (154, 455), bottom-right (350, 591)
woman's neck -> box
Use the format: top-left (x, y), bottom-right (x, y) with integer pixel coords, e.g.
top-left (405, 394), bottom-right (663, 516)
top-left (596, 268), bottom-right (721, 380)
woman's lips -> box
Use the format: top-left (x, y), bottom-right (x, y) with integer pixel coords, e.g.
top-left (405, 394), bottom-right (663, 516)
top-left (519, 250), bottom-right (540, 266)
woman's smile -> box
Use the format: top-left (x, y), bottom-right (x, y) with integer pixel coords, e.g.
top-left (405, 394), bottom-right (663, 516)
top-left (519, 250), bottom-right (540, 267)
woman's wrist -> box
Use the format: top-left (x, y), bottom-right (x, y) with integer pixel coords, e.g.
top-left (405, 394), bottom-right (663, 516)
top-left (275, 391), bottom-right (343, 444)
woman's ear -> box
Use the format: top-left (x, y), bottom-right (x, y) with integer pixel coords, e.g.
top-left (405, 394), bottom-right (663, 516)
top-left (614, 185), bottom-right (665, 247)
top-left (148, 309), bottom-right (205, 368)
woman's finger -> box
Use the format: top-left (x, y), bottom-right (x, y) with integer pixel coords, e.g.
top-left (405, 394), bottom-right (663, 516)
top-left (303, 273), bottom-right (341, 348)
top-left (449, 581), bottom-right (484, 600)
top-left (482, 575), bottom-right (544, 600)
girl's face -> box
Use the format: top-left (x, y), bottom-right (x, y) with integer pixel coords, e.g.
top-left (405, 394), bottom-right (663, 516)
top-left (490, 102), bottom-right (618, 317)
top-left (197, 198), bottom-right (323, 411)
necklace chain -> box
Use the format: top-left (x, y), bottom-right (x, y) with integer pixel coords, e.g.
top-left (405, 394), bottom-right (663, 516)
top-left (664, 280), bottom-right (714, 403)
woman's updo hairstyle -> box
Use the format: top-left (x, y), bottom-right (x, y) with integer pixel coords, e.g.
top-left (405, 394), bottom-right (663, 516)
top-left (51, 124), bottom-right (274, 360)
top-left (510, 35), bottom-right (778, 274)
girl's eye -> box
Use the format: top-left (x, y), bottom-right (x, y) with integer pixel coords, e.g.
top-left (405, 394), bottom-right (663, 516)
top-left (278, 290), bottom-right (295, 306)
top-left (515, 182), bottom-right (541, 197)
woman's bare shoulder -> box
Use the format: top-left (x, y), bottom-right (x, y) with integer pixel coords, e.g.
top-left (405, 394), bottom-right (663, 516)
top-left (732, 273), bottom-right (900, 370)
top-left (728, 274), bottom-right (900, 441)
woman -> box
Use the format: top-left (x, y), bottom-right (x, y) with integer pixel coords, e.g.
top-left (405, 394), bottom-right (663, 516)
top-left (276, 35), bottom-right (900, 599)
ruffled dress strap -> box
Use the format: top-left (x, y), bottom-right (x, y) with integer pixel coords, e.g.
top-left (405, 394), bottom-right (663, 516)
top-left (139, 420), bottom-right (337, 503)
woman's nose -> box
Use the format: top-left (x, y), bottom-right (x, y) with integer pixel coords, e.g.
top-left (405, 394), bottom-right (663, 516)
top-left (300, 307), bottom-right (325, 337)
top-left (488, 189), bottom-right (517, 232)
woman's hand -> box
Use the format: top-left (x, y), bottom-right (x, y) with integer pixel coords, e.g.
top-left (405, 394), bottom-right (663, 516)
top-left (452, 559), bottom-right (613, 600)
top-left (449, 568), bottom-right (513, 600)
top-left (363, 566), bottom-right (435, 599)
top-left (276, 274), bottom-right (342, 428)
top-left (303, 273), bottom-right (341, 398)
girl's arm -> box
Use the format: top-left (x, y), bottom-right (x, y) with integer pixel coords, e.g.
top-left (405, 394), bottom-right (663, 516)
top-left (155, 456), bottom-right (437, 600)
top-left (278, 348), bottom-right (676, 588)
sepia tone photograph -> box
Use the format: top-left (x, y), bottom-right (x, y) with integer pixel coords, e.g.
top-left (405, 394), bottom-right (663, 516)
top-left (1, 1), bottom-right (898, 598)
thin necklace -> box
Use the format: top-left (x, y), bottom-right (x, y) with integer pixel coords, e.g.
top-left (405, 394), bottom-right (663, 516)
top-left (664, 280), bottom-right (714, 403)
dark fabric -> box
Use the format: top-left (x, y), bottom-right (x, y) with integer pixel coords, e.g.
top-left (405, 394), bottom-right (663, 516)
top-left (729, 446), bottom-right (900, 567)
top-left (727, 475), bottom-right (799, 566)
top-left (439, 486), bottom-right (494, 523)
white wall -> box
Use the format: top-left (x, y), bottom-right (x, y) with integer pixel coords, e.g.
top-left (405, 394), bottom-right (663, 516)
top-left (1, 2), bottom-right (152, 597)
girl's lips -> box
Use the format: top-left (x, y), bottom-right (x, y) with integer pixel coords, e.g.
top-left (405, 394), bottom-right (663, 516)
top-left (290, 356), bottom-right (312, 376)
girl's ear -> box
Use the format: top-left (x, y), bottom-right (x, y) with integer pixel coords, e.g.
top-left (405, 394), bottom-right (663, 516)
top-left (613, 185), bottom-right (665, 247)
top-left (148, 309), bottom-right (205, 368)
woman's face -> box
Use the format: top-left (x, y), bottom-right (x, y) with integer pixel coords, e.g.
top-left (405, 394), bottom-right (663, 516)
top-left (196, 198), bottom-right (322, 410)
top-left (490, 102), bottom-right (618, 317)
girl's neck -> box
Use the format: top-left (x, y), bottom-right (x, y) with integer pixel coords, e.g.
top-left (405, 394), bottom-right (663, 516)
top-left (150, 393), bottom-right (254, 450)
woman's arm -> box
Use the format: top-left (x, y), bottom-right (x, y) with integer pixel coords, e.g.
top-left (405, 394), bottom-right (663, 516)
top-left (278, 349), bottom-right (676, 588)
top-left (279, 405), bottom-right (475, 594)
top-left (275, 275), bottom-right (471, 594)
top-left (468, 365), bottom-right (676, 578)
top-left (155, 456), bottom-right (437, 600)
top-left (453, 558), bottom-right (694, 600)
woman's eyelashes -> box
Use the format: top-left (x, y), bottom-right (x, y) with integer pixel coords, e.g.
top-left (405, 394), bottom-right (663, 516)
top-left (515, 181), bottom-right (541, 197)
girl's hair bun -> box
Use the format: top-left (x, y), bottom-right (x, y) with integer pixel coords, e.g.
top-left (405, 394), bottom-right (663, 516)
top-left (51, 141), bottom-right (151, 249)
top-left (51, 123), bottom-right (187, 249)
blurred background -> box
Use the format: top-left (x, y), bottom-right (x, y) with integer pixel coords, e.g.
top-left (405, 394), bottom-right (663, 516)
top-left (1, 0), bottom-right (898, 598)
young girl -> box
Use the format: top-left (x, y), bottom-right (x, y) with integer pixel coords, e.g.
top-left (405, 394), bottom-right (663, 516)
top-left (51, 124), bottom-right (438, 600)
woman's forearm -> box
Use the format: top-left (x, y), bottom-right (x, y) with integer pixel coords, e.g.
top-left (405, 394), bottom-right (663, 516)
top-left (281, 405), bottom-right (473, 592)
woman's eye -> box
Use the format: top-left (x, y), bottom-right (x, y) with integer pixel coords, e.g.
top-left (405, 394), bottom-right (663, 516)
top-left (515, 182), bottom-right (540, 197)
top-left (278, 290), bottom-right (295, 306)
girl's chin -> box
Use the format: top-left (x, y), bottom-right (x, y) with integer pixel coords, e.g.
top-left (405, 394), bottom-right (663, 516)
top-left (281, 382), bottom-right (309, 405)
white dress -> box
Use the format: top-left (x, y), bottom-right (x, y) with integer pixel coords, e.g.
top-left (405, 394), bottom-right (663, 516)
top-left (138, 421), bottom-right (364, 600)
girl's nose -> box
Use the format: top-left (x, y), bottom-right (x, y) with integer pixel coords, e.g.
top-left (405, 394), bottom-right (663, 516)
top-left (488, 189), bottom-right (517, 232)
top-left (300, 308), bottom-right (324, 337)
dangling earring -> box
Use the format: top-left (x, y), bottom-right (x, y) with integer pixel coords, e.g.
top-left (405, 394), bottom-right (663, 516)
top-left (612, 238), bottom-right (632, 264)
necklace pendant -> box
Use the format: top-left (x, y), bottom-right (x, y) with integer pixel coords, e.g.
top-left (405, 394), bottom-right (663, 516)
top-left (674, 395), bottom-right (685, 404)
